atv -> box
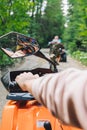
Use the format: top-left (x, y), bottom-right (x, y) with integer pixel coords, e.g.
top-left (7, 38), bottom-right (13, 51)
top-left (0, 32), bottom-right (80, 130)
top-left (49, 43), bottom-right (67, 64)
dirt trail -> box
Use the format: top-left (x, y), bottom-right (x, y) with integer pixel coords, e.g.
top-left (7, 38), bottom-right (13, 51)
top-left (0, 48), bottom-right (87, 120)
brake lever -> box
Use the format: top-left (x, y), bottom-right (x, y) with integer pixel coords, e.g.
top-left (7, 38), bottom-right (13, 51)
top-left (34, 50), bottom-right (58, 72)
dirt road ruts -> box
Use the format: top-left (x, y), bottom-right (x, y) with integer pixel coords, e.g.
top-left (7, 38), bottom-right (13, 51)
top-left (0, 49), bottom-right (87, 121)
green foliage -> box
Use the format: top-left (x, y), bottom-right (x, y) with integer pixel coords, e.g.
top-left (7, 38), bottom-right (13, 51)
top-left (72, 51), bottom-right (87, 66)
top-left (67, 42), bottom-right (77, 53)
top-left (61, 0), bottom-right (87, 67)
top-left (0, 0), bottom-right (32, 66)
top-left (0, 0), bottom-right (32, 35)
top-left (0, 50), bottom-right (14, 67)
top-left (0, 0), bottom-right (87, 67)
top-left (0, 0), bottom-right (64, 46)
top-left (28, 0), bottom-right (65, 47)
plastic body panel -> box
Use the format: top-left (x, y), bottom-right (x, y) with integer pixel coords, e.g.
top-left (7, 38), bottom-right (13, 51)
top-left (0, 100), bottom-right (81, 130)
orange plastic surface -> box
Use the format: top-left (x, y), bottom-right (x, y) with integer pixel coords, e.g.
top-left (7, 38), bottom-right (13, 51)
top-left (0, 100), bottom-right (82, 130)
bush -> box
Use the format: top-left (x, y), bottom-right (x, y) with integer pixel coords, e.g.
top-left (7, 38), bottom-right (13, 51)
top-left (72, 51), bottom-right (87, 66)
top-left (68, 42), bottom-right (77, 54)
top-left (0, 50), bottom-right (14, 67)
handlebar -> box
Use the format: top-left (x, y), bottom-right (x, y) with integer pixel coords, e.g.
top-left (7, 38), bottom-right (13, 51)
top-left (1, 68), bottom-right (55, 100)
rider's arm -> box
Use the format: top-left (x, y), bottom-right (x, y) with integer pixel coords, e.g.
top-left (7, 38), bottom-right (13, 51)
top-left (15, 68), bottom-right (87, 129)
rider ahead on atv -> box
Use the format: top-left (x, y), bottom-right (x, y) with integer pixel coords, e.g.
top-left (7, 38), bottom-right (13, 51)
top-left (48, 36), bottom-right (67, 64)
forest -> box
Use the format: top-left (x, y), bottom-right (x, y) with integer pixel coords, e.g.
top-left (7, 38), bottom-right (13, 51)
top-left (0, 0), bottom-right (87, 66)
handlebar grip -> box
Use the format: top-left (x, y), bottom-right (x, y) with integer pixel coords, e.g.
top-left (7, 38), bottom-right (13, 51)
top-left (9, 81), bottom-right (25, 93)
top-left (9, 81), bottom-right (18, 87)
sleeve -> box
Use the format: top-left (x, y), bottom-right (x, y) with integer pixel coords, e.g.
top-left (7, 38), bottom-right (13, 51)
top-left (32, 68), bottom-right (87, 129)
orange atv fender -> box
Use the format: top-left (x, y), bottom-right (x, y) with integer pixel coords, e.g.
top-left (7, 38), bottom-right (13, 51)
top-left (0, 100), bottom-right (82, 130)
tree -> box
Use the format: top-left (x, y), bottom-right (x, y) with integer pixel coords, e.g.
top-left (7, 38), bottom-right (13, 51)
top-left (63, 0), bottom-right (87, 51)
top-left (26, 0), bottom-right (64, 47)
top-left (0, 0), bottom-right (32, 35)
